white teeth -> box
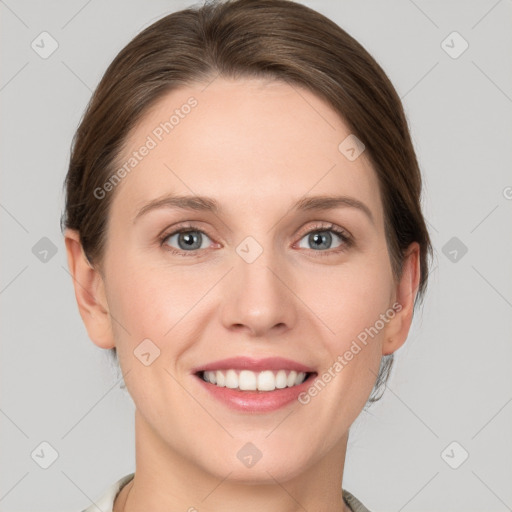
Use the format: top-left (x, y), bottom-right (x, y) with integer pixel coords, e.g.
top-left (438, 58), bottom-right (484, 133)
top-left (239, 370), bottom-right (257, 390)
top-left (258, 370), bottom-right (276, 391)
top-left (215, 370), bottom-right (225, 387)
top-left (225, 369), bottom-right (238, 389)
top-left (202, 369), bottom-right (308, 391)
top-left (275, 370), bottom-right (287, 389)
top-left (287, 371), bottom-right (297, 387)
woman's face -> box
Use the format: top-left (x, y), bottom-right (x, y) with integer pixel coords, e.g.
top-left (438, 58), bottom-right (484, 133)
top-left (79, 77), bottom-right (416, 482)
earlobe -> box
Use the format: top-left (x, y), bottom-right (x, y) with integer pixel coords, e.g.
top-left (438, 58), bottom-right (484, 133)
top-left (382, 242), bottom-right (421, 356)
top-left (64, 228), bottom-right (115, 349)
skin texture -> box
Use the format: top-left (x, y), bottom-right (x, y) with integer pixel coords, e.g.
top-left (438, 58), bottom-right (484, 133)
top-left (65, 77), bottom-right (420, 512)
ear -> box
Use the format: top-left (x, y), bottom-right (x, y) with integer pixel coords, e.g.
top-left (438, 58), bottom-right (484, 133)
top-left (64, 228), bottom-right (115, 349)
top-left (382, 242), bottom-right (421, 356)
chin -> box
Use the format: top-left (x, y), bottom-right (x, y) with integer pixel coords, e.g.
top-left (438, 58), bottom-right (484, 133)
top-left (196, 440), bottom-right (316, 484)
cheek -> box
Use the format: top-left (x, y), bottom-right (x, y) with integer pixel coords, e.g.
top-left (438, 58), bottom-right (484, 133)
top-left (104, 256), bottom-right (170, 341)
top-left (305, 259), bottom-right (394, 349)
top-left (106, 257), bottom-right (212, 353)
top-left (107, 237), bottom-right (393, 358)
top-left (316, 260), bottom-right (394, 404)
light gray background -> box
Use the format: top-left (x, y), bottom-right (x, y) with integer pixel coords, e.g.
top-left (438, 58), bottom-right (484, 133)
top-left (1, 1), bottom-right (511, 511)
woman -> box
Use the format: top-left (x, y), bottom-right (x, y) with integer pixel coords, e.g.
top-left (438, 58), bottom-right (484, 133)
top-left (61, 0), bottom-right (433, 510)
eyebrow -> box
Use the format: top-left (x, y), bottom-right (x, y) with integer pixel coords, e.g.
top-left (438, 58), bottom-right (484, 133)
top-left (133, 193), bottom-right (375, 225)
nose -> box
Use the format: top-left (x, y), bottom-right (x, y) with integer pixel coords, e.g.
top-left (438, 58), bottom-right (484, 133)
top-left (220, 245), bottom-right (298, 338)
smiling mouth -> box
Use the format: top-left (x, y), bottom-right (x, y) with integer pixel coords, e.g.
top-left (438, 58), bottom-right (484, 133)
top-left (196, 369), bottom-right (317, 392)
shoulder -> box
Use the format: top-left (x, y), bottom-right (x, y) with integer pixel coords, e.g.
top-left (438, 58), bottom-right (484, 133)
top-left (80, 473), bottom-right (135, 512)
top-left (342, 488), bottom-right (373, 512)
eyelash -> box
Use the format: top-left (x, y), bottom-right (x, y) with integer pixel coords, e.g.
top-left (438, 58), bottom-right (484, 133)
top-left (158, 222), bottom-right (354, 258)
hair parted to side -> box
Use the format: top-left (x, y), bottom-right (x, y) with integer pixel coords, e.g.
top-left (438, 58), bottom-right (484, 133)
top-left (61, 0), bottom-right (433, 404)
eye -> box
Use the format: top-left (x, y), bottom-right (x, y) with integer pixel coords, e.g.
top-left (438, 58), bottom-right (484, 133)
top-left (296, 223), bottom-right (353, 254)
top-left (159, 221), bottom-right (353, 257)
top-left (160, 224), bottom-right (214, 256)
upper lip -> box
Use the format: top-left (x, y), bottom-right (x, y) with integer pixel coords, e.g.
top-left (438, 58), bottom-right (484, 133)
top-left (191, 356), bottom-right (316, 374)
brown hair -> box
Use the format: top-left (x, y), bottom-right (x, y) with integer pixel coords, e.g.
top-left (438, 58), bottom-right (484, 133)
top-left (61, 0), bottom-right (433, 404)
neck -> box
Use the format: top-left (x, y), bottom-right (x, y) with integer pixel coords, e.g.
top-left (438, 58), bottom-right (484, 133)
top-left (116, 409), bottom-right (351, 512)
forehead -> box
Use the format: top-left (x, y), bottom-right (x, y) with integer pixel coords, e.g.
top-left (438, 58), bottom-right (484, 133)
top-left (110, 77), bottom-right (383, 226)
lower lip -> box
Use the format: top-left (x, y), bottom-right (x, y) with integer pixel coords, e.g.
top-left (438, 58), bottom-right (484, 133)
top-left (194, 373), bottom-right (316, 413)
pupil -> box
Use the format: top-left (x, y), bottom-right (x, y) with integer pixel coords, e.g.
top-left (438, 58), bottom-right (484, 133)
top-left (180, 232), bottom-right (200, 249)
top-left (311, 231), bottom-right (331, 250)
